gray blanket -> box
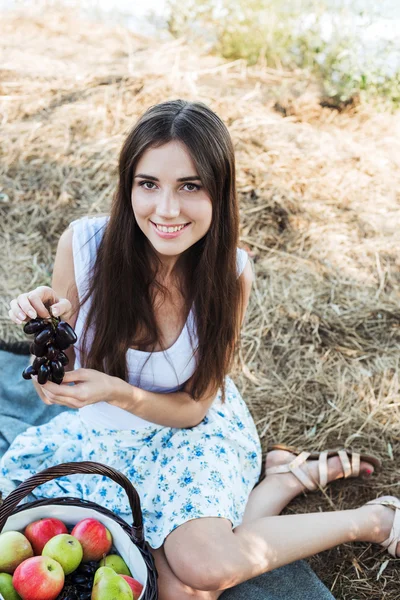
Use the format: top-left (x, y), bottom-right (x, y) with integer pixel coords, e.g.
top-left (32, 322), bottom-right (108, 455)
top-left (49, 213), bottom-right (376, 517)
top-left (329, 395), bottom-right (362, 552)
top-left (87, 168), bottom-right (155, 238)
top-left (0, 348), bottom-right (334, 599)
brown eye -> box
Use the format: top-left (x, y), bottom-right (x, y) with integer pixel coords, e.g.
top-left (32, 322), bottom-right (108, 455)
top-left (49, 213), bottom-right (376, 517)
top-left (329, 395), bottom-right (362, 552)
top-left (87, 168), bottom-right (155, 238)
top-left (139, 181), bottom-right (156, 190)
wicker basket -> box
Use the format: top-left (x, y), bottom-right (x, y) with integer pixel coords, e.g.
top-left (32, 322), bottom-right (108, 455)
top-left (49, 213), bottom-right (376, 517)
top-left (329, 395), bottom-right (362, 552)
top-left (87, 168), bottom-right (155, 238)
top-left (0, 461), bottom-right (158, 599)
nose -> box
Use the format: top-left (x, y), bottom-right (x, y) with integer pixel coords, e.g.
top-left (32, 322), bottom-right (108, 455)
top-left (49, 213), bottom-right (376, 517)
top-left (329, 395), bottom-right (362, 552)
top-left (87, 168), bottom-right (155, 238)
top-left (155, 189), bottom-right (180, 219)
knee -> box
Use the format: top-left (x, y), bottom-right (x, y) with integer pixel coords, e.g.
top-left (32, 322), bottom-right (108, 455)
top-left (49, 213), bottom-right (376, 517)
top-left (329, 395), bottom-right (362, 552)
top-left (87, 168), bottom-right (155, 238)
top-left (166, 553), bottom-right (234, 591)
top-left (164, 520), bottom-right (236, 591)
top-left (157, 579), bottom-right (202, 600)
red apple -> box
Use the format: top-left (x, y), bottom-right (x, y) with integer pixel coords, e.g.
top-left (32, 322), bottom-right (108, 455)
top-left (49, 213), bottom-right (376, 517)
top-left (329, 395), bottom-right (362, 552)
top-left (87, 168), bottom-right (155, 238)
top-left (121, 575), bottom-right (144, 599)
top-left (24, 518), bottom-right (68, 555)
top-left (70, 518), bottom-right (112, 562)
top-left (13, 556), bottom-right (64, 600)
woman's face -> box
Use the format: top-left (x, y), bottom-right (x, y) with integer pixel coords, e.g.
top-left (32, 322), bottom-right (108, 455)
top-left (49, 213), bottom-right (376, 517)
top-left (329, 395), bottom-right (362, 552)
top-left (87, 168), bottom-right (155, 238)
top-left (131, 140), bottom-right (213, 274)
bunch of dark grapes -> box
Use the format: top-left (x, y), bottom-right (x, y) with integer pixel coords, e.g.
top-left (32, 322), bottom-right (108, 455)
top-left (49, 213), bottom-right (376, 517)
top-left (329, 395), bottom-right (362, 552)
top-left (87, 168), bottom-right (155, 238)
top-left (56, 561), bottom-right (99, 600)
top-left (55, 583), bottom-right (79, 600)
top-left (21, 309), bottom-right (77, 385)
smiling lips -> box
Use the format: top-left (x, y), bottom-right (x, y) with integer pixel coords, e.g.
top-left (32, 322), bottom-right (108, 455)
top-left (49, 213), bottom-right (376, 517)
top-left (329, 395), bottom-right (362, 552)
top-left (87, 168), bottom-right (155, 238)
top-left (150, 221), bottom-right (191, 239)
top-left (151, 221), bottom-right (190, 233)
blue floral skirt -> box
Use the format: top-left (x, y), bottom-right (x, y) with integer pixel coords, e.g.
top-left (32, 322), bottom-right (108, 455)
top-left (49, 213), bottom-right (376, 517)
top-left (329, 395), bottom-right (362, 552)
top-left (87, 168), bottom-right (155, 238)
top-left (0, 376), bottom-right (262, 549)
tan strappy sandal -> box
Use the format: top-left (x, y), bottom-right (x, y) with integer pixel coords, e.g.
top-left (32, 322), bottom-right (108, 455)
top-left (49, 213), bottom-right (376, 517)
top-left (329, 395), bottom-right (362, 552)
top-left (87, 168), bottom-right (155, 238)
top-left (265, 443), bottom-right (382, 492)
top-left (365, 496), bottom-right (400, 557)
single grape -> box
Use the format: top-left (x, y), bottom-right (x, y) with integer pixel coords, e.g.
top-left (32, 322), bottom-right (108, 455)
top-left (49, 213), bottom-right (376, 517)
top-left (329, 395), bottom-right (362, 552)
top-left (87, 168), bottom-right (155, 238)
top-left (46, 344), bottom-right (59, 360)
top-left (50, 359), bottom-right (64, 378)
top-left (35, 325), bottom-right (55, 346)
top-left (51, 371), bottom-right (64, 385)
top-left (22, 365), bottom-right (37, 380)
top-left (55, 322), bottom-right (78, 348)
top-left (37, 363), bottom-right (51, 384)
top-left (32, 356), bottom-right (47, 370)
top-left (30, 341), bottom-right (48, 357)
top-left (23, 317), bottom-right (47, 335)
top-left (57, 351), bottom-right (69, 366)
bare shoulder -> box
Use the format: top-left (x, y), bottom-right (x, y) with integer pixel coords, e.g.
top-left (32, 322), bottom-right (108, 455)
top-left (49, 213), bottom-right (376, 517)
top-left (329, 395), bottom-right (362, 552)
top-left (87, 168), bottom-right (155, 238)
top-left (239, 254), bottom-right (254, 286)
top-left (238, 254), bottom-right (254, 327)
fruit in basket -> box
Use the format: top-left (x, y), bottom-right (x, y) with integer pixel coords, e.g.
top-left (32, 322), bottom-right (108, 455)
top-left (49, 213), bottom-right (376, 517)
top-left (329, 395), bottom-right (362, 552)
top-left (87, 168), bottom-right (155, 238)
top-left (0, 572), bottom-right (22, 600)
top-left (54, 582), bottom-right (79, 600)
top-left (42, 535), bottom-right (83, 576)
top-left (0, 532), bottom-right (34, 574)
top-left (24, 519), bottom-right (68, 555)
top-left (12, 556), bottom-right (64, 600)
top-left (91, 567), bottom-right (133, 600)
top-left (120, 575), bottom-right (143, 599)
top-left (65, 560), bottom-right (97, 598)
top-left (70, 519), bottom-right (112, 562)
top-left (99, 554), bottom-right (131, 576)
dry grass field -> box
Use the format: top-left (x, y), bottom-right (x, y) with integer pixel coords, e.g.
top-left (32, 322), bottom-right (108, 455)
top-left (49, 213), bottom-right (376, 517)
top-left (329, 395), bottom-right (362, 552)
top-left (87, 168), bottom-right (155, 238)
top-left (1, 7), bottom-right (399, 599)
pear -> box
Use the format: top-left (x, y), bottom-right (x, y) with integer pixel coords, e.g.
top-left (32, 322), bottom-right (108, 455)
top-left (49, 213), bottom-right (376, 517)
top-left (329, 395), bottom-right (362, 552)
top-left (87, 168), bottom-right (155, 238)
top-left (91, 566), bottom-right (133, 600)
top-left (99, 554), bottom-right (131, 576)
top-left (0, 572), bottom-right (22, 600)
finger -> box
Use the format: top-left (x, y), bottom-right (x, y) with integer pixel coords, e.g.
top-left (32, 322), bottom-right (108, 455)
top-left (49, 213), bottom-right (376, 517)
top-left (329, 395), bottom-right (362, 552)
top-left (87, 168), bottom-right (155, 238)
top-left (43, 390), bottom-right (80, 409)
top-left (49, 297), bottom-right (72, 318)
top-left (8, 308), bottom-right (24, 325)
top-left (26, 286), bottom-right (61, 319)
top-left (38, 383), bottom-right (78, 407)
top-left (41, 387), bottom-right (55, 400)
top-left (10, 296), bottom-right (35, 322)
top-left (41, 379), bottom-right (80, 397)
top-left (62, 369), bottom-right (89, 383)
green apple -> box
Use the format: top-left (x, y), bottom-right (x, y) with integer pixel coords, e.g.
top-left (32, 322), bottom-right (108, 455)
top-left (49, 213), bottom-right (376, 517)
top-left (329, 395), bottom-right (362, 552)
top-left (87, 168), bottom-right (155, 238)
top-left (0, 531), bottom-right (33, 574)
top-left (99, 554), bottom-right (131, 576)
top-left (42, 534), bottom-right (83, 575)
top-left (92, 566), bottom-right (133, 600)
top-left (0, 573), bottom-right (22, 600)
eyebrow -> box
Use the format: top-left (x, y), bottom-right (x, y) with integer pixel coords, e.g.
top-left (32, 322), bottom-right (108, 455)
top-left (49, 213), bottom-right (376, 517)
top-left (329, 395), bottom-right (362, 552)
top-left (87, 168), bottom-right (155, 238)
top-left (134, 174), bottom-right (202, 182)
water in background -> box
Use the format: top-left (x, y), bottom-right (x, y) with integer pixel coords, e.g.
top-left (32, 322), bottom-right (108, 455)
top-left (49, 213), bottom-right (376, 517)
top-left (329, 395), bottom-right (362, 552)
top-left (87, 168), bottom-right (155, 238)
top-left (0, 0), bottom-right (171, 38)
top-left (1, 0), bottom-right (399, 74)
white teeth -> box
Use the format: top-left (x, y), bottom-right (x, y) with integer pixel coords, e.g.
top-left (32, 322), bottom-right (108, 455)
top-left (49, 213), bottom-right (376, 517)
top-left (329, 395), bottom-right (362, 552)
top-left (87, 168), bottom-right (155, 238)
top-left (155, 223), bottom-right (187, 233)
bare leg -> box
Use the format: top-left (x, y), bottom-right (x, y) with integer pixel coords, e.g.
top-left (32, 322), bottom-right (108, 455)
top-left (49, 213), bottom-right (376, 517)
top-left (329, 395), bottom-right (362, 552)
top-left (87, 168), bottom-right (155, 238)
top-left (163, 504), bottom-right (397, 592)
top-left (153, 450), bottom-right (378, 598)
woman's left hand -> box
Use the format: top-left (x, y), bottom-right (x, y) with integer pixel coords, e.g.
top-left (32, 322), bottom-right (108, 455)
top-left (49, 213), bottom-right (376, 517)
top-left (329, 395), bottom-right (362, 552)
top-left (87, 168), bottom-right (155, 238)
top-left (33, 368), bottom-right (116, 408)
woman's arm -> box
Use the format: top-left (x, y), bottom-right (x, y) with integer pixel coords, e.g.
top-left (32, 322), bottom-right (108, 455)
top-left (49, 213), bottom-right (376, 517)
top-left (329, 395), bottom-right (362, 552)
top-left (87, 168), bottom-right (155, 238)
top-left (29, 227), bottom-right (79, 405)
top-left (108, 378), bottom-right (216, 429)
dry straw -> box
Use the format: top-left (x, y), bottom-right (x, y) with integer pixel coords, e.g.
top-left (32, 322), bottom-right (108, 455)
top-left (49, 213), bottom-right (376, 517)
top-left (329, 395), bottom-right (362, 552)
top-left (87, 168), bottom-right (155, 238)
top-left (0, 6), bottom-right (399, 599)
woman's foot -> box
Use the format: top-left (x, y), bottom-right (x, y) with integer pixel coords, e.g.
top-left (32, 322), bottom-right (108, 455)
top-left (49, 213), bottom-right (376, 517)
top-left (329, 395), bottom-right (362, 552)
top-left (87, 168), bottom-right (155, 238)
top-left (265, 449), bottom-right (376, 495)
top-left (358, 501), bottom-right (400, 557)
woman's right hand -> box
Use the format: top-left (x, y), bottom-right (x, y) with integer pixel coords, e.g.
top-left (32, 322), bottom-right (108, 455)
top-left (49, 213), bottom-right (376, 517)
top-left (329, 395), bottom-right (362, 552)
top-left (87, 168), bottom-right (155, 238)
top-left (8, 286), bottom-right (72, 325)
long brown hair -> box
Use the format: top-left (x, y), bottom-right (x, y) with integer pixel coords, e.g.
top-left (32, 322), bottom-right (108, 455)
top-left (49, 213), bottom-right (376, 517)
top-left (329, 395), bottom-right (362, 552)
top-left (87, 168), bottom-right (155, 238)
top-left (76, 99), bottom-right (244, 404)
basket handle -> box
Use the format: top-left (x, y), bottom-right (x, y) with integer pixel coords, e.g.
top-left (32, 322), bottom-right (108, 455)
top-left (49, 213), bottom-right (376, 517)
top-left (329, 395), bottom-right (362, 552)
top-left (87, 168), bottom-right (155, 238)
top-left (0, 461), bottom-right (144, 540)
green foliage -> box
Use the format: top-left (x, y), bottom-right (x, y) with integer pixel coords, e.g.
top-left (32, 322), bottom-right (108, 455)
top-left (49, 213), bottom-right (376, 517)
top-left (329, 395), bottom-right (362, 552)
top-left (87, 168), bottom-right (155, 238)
top-left (166, 0), bottom-right (400, 109)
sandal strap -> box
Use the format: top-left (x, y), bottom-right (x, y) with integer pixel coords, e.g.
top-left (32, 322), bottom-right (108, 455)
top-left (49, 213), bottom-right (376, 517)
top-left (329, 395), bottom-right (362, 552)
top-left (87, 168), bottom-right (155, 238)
top-left (289, 452), bottom-right (318, 491)
top-left (337, 450), bottom-right (360, 478)
top-left (366, 496), bottom-right (400, 558)
top-left (319, 451), bottom-right (328, 488)
top-left (266, 452), bottom-right (317, 491)
top-left (386, 508), bottom-right (400, 557)
top-left (266, 448), bottom-right (365, 492)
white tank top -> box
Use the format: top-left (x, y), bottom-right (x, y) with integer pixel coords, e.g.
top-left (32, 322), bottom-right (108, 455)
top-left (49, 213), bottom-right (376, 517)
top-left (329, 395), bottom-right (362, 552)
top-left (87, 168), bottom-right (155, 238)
top-left (68, 215), bottom-right (249, 430)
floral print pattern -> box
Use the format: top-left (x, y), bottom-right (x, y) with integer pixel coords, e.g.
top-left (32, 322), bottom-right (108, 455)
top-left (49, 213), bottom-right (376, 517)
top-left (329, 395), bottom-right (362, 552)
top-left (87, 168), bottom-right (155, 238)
top-left (0, 376), bottom-right (262, 549)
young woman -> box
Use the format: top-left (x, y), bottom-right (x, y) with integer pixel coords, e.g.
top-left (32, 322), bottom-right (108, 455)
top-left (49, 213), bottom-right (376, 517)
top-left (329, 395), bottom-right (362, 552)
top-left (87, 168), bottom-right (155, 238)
top-left (4, 100), bottom-right (399, 598)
